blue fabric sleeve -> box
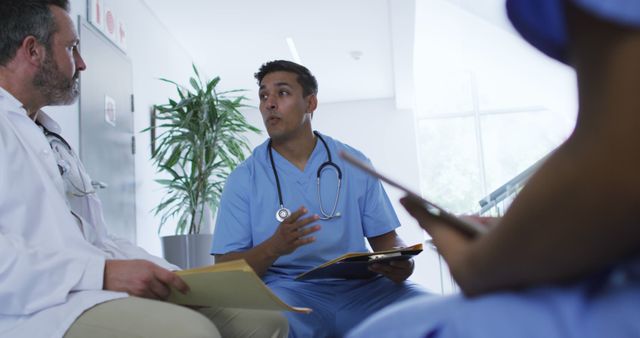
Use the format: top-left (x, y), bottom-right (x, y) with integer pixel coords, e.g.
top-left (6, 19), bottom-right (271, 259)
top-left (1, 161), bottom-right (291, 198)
top-left (361, 168), bottom-right (402, 237)
top-left (211, 163), bottom-right (254, 254)
top-left (340, 147), bottom-right (401, 238)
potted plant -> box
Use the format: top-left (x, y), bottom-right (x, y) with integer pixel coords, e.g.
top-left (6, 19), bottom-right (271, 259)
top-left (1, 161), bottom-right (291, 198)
top-left (147, 64), bottom-right (259, 268)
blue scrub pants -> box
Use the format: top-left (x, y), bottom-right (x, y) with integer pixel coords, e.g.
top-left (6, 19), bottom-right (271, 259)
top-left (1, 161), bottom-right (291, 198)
top-left (267, 276), bottom-right (429, 338)
top-left (348, 267), bottom-right (640, 338)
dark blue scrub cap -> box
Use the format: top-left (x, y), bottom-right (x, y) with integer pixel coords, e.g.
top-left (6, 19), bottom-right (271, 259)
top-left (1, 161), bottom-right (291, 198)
top-left (507, 0), bottom-right (640, 63)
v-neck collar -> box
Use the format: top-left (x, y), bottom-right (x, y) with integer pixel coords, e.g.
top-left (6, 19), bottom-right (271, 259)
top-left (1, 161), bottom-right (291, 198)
top-left (269, 136), bottom-right (327, 180)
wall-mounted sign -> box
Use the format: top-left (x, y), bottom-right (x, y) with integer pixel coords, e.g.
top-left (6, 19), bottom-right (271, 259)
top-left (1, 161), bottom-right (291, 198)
top-left (87, 0), bottom-right (127, 54)
top-left (104, 5), bottom-right (117, 41)
top-left (104, 95), bottom-right (117, 127)
top-left (88, 0), bottom-right (104, 30)
top-left (117, 19), bottom-right (127, 51)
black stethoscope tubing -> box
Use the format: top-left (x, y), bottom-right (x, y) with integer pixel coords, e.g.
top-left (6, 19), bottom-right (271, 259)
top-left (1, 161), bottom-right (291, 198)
top-left (37, 122), bottom-right (95, 196)
top-left (268, 131), bottom-right (342, 222)
top-left (36, 121), bottom-right (72, 175)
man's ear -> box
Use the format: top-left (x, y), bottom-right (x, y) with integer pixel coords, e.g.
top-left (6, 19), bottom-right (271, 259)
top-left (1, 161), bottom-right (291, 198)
top-left (306, 94), bottom-right (318, 118)
top-left (21, 36), bottom-right (46, 66)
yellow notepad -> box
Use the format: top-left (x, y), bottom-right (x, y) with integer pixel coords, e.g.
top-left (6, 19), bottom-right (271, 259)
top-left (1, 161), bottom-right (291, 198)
top-left (168, 259), bottom-right (311, 313)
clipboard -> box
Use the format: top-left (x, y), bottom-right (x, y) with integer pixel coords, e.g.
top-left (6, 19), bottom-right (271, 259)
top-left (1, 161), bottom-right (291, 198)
top-left (340, 151), bottom-right (487, 237)
top-left (295, 244), bottom-right (423, 280)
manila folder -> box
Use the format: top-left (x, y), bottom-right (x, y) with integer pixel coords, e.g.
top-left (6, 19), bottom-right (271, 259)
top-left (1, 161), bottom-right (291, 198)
top-left (167, 259), bottom-right (311, 313)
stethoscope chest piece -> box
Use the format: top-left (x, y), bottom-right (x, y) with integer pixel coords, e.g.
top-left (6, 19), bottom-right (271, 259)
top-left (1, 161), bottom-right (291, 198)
top-left (276, 206), bottom-right (291, 222)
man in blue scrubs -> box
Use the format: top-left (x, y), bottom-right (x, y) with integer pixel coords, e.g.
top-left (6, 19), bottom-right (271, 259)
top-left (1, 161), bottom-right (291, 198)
top-left (212, 60), bottom-right (428, 337)
top-left (348, 0), bottom-right (640, 337)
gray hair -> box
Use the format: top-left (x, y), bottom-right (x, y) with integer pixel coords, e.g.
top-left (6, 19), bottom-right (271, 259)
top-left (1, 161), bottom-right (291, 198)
top-left (0, 0), bottom-right (70, 65)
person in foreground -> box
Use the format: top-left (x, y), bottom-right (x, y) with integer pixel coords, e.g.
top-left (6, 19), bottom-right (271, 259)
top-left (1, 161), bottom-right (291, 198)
top-left (348, 0), bottom-right (640, 337)
top-left (211, 59), bottom-right (428, 337)
top-left (0, 1), bottom-right (287, 337)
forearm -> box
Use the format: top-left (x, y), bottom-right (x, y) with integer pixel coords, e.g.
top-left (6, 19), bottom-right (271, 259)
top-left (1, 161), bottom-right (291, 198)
top-left (458, 132), bottom-right (640, 295)
top-left (368, 231), bottom-right (406, 251)
top-left (214, 239), bottom-right (281, 277)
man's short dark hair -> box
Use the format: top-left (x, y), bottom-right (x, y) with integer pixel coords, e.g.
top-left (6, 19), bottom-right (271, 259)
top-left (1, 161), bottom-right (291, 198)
top-left (254, 60), bottom-right (318, 97)
top-left (0, 0), bottom-right (70, 66)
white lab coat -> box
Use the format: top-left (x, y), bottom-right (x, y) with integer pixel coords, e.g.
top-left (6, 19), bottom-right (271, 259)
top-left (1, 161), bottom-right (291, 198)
top-left (0, 87), bottom-right (178, 338)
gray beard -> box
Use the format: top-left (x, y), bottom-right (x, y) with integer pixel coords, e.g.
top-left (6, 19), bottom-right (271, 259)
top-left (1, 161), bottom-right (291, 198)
top-left (33, 55), bottom-right (79, 106)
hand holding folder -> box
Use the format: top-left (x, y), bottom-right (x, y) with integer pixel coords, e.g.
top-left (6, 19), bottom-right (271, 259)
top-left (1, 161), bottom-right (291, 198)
top-left (167, 259), bottom-right (311, 313)
top-left (295, 243), bottom-right (423, 280)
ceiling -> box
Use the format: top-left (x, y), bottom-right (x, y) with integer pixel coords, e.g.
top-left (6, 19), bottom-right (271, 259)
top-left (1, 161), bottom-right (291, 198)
top-left (141, 0), bottom-right (414, 106)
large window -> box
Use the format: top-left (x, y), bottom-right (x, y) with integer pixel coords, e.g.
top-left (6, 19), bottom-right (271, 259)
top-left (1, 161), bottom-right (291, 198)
top-left (413, 0), bottom-right (577, 214)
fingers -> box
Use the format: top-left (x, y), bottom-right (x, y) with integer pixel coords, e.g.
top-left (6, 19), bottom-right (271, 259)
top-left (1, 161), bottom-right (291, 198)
top-left (283, 206), bottom-right (310, 224)
top-left (287, 222), bottom-right (321, 248)
top-left (292, 231), bottom-right (317, 246)
top-left (104, 260), bottom-right (191, 300)
top-left (140, 266), bottom-right (189, 300)
top-left (270, 206), bottom-right (322, 256)
top-left (154, 268), bottom-right (190, 295)
top-left (296, 222), bottom-right (321, 237)
top-left (285, 214), bottom-right (320, 234)
top-left (282, 207), bottom-right (321, 240)
top-left (147, 278), bottom-right (172, 300)
top-left (400, 196), bottom-right (438, 223)
top-left (369, 259), bottom-right (414, 283)
top-left (369, 261), bottom-right (413, 274)
top-left (389, 259), bottom-right (413, 269)
top-left (400, 197), bottom-right (459, 238)
top-left (464, 215), bottom-right (500, 229)
top-left (369, 259), bottom-right (412, 272)
top-left (171, 274), bottom-right (190, 294)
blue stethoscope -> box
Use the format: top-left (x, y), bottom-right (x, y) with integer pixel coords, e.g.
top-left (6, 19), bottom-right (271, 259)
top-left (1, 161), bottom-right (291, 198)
top-left (268, 131), bottom-right (342, 222)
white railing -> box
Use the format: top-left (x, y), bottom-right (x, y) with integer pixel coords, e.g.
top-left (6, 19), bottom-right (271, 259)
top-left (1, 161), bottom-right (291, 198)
top-left (477, 158), bottom-right (545, 216)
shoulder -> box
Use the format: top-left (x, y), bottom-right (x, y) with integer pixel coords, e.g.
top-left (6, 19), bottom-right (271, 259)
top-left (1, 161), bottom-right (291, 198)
top-left (317, 132), bottom-right (372, 165)
top-left (225, 139), bottom-right (270, 187)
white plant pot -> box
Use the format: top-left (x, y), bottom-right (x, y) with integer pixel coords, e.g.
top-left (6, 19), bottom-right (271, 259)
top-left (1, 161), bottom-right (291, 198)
top-left (162, 233), bottom-right (214, 269)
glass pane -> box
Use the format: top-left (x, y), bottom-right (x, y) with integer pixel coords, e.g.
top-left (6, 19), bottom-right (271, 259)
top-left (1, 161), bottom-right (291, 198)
top-left (417, 117), bottom-right (484, 214)
top-left (414, 0), bottom-right (577, 117)
top-left (415, 70), bottom-right (475, 117)
top-left (480, 109), bottom-right (573, 194)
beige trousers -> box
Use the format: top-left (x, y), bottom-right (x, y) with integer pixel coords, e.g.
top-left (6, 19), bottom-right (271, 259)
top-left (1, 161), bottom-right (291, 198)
top-left (64, 297), bottom-right (288, 338)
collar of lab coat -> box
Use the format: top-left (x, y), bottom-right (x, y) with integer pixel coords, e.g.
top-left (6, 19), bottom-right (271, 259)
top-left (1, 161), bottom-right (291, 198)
top-left (0, 85), bottom-right (62, 134)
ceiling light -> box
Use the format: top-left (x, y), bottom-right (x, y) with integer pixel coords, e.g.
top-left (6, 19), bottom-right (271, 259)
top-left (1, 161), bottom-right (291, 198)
top-left (286, 37), bottom-right (303, 64)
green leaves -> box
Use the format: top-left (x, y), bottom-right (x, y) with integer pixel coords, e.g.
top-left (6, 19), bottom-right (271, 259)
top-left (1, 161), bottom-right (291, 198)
top-left (146, 64), bottom-right (260, 235)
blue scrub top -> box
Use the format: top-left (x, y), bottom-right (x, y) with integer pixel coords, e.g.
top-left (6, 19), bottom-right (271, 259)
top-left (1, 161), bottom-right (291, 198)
top-left (211, 133), bottom-right (400, 283)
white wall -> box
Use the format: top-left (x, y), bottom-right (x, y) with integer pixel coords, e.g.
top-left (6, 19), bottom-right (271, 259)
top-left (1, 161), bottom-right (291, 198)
top-left (109, 0), bottom-right (195, 257)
